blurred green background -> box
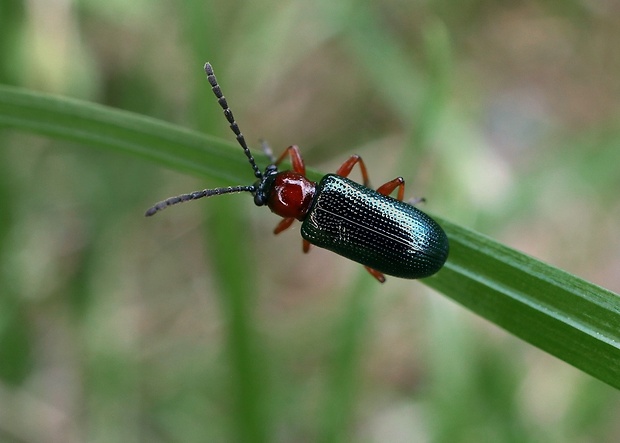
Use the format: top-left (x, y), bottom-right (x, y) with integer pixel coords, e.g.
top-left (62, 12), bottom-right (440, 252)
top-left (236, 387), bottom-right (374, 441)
top-left (1, 0), bottom-right (620, 442)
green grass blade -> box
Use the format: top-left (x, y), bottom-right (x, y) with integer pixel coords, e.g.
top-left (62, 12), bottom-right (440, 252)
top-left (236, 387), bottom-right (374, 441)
top-left (0, 85), bottom-right (260, 184)
top-left (1, 86), bottom-right (618, 390)
top-left (426, 218), bottom-right (620, 389)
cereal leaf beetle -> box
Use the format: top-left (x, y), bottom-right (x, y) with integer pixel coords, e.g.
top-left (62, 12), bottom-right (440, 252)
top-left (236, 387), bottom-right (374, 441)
top-left (146, 62), bottom-right (449, 283)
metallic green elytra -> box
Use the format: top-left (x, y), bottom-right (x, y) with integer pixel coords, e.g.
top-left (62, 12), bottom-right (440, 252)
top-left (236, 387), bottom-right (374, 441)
top-left (301, 174), bottom-right (449, 279)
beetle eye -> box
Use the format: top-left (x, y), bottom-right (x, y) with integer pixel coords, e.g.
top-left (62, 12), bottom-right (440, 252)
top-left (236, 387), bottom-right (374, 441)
top-left (254, 192), bottom-right (266, 206)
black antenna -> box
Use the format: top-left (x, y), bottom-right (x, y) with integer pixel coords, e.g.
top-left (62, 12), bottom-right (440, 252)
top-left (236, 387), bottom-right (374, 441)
top-left (204, 62), bottom-right (262, 179)
top-left (145, 185), bottom-right (255, 216)
top-left (144, 62), bottom-right (263, 217)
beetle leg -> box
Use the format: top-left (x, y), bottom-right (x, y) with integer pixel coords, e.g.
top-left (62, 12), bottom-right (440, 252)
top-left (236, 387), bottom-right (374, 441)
top-left (274, 145), bottom-right (305, 175)
top-left (364, 266), bottom-right (386, 283)
top-left (273, 217), bottom-right (295, 234)
top-left (407, 196), bottom-right (426, 206)
top-left (260, 139), bottom-right (276, 163)
top-left (376, 177), bottom-right (406, 201)
top-left (303, 239), bottom-right (311, 253)
top-left (335, 154), bottom-right (371, 187)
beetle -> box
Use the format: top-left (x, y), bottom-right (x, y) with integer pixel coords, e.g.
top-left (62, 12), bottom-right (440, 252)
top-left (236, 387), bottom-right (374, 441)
top-left (146, 62), bottom-right (449, 283)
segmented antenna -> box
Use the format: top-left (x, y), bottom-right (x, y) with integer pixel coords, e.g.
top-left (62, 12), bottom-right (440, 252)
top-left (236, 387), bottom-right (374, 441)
top-left (144, 63), bottom-right (264, 217)
top-left (145, 185), bottom-right (255, 216)
top-left (204, 62), bottom-right (262, 179)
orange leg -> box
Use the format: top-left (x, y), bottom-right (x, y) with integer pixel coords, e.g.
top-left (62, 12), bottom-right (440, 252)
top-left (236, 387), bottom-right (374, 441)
top-left (274, 218), bottom-right (311, 253)
top-left (365, 266), bottom-right (386, 283)
top-left (376, 177), bottom-right (425, 205)
top-left (335, 154), bottom-right (371, 187)
top-left (274, 145), bottom-right (305, 175)
top-left (376, 177), bottom-right (406, 201)
top-left (303, 239), bottom-right (311, 253)
top-left (274, 217), bottom-right (295, 234)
